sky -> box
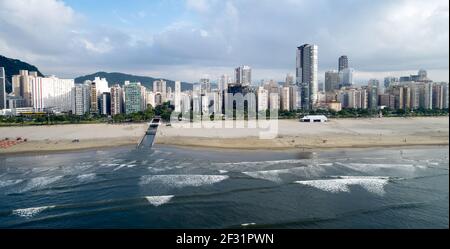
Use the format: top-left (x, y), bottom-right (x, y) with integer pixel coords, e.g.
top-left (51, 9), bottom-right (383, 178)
top-left (0, 0), bottom-right (448, 84)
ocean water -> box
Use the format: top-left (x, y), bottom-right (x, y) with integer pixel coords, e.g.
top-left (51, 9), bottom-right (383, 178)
top-left (0, 145), bottom-right (448, 228)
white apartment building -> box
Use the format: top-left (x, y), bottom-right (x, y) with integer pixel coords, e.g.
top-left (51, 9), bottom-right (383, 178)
top-left (29, 75), bottom-right (74, 112)
top-left (174, 81), bottom-right (181, 112)
top-left (93, 77), bottom-right (109, 95)
top-left (281, 86), bottom-right (291, 111)
top-left (257, 86), bottom-right (268, 113)
top-left (146, 91), bottom-right (156, 108)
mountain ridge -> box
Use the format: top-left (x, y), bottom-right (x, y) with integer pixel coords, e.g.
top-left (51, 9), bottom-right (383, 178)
top-left (0, 55), bottom-right (44, 93)
top-left (1, 54), bottom-right (194, 93)
top-left (75, 71), bottom-right (193, 91)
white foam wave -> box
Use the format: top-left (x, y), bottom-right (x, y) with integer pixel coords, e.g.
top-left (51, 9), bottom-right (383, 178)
top-left (100, 163), bottom-right (119, 167)
top-left (21, 176), bottom-right (63, 192)
top-left (0, 179), bottom-right (24, 188)
top-left (148, 167), bottom-right (167, 173)
top-left (218, 170), bottom-right (229, 174)
top-left (241, 223), bottom-right (256, 227)
top-left (140, 175), bottom-right (229, 188)
top-left (145, 195), bottom-right (174, 206)
top-left (113, 164), bottom-right (128, 171)
top-left (295, 176), bottom-right (390, 195)
top-left (243, 169), bottom-right (293, 183)
top-left (77, 173), bottom-right (96, 182)
top-left (12, 205), bottom-right (55, 218)
top-left (335, 162), bottom-right (426, 174)
top-left (214, 159), bottom-right (306, 167)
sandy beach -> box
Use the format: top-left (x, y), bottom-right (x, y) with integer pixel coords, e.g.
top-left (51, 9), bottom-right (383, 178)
top-left (0, 123), bottom-right (147, 155)
top-left (155, 117), bottom-right (449, 150)
top-left (0, 117), bottom-right (448, 154)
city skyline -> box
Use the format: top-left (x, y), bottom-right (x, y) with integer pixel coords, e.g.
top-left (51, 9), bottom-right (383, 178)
top-left (0, 0), bottom-right (448, 83)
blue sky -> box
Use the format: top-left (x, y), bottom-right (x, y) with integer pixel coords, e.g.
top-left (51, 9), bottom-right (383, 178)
top-left (0, 0), bottom-right (448, 83)
top-left (64, 0), bottom-right (192, 33)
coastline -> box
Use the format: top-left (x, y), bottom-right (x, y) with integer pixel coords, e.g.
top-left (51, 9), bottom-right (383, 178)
top-left (0, 123), bottom-right (147, 156)
top-left (154, 117), bottom-right (449, 150)
top-left (0, 117), bottom-right (448, 155)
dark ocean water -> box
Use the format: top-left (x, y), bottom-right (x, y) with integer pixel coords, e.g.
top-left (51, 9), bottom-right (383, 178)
top-left (0, 145), bottom-right (448, 228)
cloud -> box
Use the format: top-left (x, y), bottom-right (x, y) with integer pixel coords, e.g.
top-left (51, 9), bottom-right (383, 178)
top-left (0, 0), bottom-right (78, 56)
top-left (186, 0), bottom-right (213, 13)
top-left (0, 0), bottom-right (448, 83)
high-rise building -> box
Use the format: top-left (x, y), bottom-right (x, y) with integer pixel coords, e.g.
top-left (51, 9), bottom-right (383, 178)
top-left (368, 84), bottom-right (378, 110)
top-left (18, 74), bottom-right (74, 112)
top-left (218, 74), bottom-right (230, 91)
top-left (124, 82), bottom-right (143, 114)
top-left (325, 70), bottom-right (340, 92)
top-left (378, 94), bottom-right (395, 109)
top-left (289, 85), bottom-right (300, 111)
top-left (140, 85), bottom-right (147, 111)
top-left (339, 68), bottom-right (354, 87)
top-left (146, 91), bottom-right (156, 109)
top-left (200, 78), bottom-right (211, 94)
top-left (235, 65), bottom-right (252, 86)
top-left (296, 44), bottom-right (318, 110)
top-left (257, 86), bottom-right (268, 113)
top-left (93, 77), bottom-right (109, 95)
top-left (433, 82), bottom-right (449, 109)
top-left (89, 81), bottom-right (98, 114)
top-left (71, 83), bottom-right (90, 115)
top-left (153, 80), bottom-right (167, 105)
top-left (281, 86), bottom-right (291, 111)
top-left (368, 79), bottom-right (383, 94)
top-left (11, 70), bottom-right (36, 107)
top-left (285, 73), bottom-right (295, 87)
top-left (174, 81), bottom-right (181, 112)
top-left (100, 92), bottom-right (111, 115)
top-left (262, 80), bottom-right (280, 111)
top-left (399, 69), bottom-right (432, 83)
top-left (338, 55), bottom-right (348, 72)
top-left (110, 84), bottom-right (123, 116)
top-left (384, 77), bottom-right (399, 88)
top-left (0, 67), bottom-right (6, 110)
top-left (418, 83), bottom-right (433, 110)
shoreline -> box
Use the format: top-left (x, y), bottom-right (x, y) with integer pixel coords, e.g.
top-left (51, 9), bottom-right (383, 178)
top-left (0, 117), bottom-right (448, 156)
top-left (0, 140), bottom-right (448, 157)
top-left (154, 136), bottom-right (449, 151)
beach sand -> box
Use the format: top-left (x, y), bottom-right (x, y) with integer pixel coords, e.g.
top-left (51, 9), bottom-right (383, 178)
top-left (155, 117), bottom-right (449, 150)
top-left (0, 123), bottom-right (147, 155)
top-left (0, 117), bottom-right (448, 154)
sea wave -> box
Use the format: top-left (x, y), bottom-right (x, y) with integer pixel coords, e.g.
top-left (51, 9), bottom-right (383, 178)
top-left (145, 195), bottom-right (174, 206)
top-left (294, 176), bottom-right (390, 195)
top-left (77, 173), bottom-right (96, 182)
top-left (12, 205), bottom-right (56, 218)
top-left (213, 159), bottom-right (307, 167)
top-left (20, 176), bottom-right (63, 193)
top-left (242, 169), bottom-right (293, 183)
top-left (0, 179), bottom-right (24, 188)
top-left (139, 175), bottom-right (229, 188)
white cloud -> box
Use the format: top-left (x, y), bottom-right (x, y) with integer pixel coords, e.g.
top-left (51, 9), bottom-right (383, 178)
top-left (186, 0), bottom-right (212, 13)
top-left (0, 0), bottom-right (448, 83)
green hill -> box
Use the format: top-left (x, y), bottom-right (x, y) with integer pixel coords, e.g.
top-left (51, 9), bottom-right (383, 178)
top-left (0, 55), bottom-right (44, 93)
top-left (75, 72), bottom-right (193, 91)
